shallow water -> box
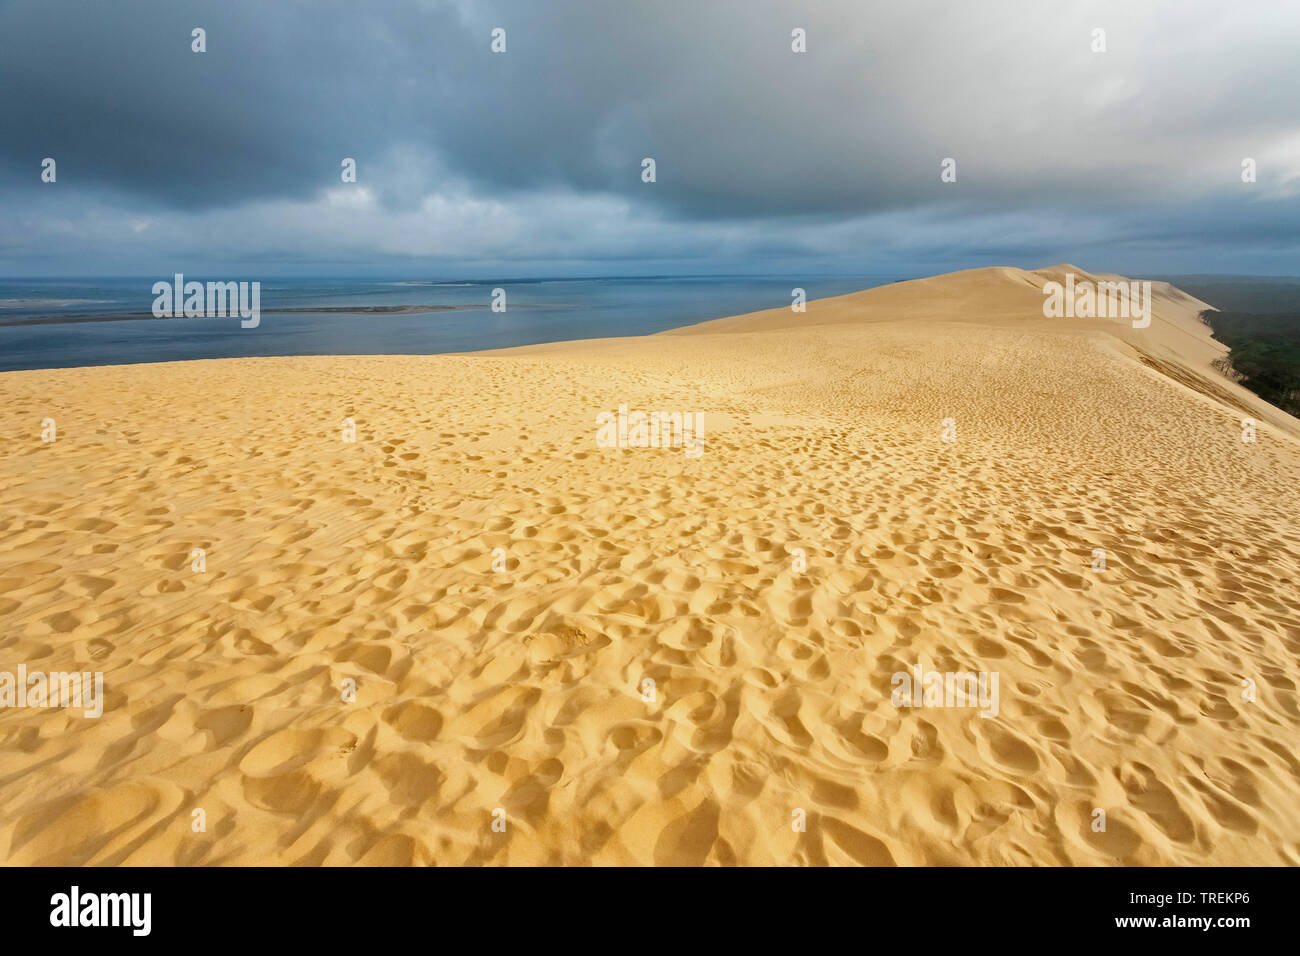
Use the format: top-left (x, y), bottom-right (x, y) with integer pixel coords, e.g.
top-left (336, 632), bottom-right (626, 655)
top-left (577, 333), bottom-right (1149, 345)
top-left (0, 275), bottom-right (892, 372)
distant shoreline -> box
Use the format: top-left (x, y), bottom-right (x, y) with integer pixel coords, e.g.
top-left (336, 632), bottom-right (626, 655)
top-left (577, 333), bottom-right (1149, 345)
top-left (0, 304), bottom-right (472, 328)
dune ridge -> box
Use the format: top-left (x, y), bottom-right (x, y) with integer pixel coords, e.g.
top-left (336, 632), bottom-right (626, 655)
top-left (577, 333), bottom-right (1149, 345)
top-left (0, 266), bottom-right (1297, 865)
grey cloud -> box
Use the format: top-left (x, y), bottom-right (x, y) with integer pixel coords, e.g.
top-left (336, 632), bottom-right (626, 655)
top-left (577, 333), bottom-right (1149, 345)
top-left (0, 0), bottom-right (1297, 273)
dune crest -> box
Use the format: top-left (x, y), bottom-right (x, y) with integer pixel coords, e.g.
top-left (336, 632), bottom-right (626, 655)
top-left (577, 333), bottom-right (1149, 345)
top-left (1, 267), bottom-right (1298, 865)
top-left (672, 265), bottom-right (1295, 440)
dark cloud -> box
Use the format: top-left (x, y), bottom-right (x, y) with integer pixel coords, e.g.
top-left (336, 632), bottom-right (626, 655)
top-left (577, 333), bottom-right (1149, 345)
top-left (0, 0), bottom-right (1297, 274)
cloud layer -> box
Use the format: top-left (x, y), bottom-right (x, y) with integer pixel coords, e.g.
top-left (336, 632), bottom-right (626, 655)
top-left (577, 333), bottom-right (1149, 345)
top-left (2, 0), bottom-right (1298, 275)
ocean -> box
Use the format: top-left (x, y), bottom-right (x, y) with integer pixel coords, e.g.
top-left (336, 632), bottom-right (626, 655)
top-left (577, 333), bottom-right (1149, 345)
top-left (0, 275), bottom-right (894, 372)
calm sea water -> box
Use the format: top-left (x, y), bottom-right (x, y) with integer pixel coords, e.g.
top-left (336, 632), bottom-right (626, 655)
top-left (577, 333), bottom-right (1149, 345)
top-left (0, 276), bottom-right (893, 372)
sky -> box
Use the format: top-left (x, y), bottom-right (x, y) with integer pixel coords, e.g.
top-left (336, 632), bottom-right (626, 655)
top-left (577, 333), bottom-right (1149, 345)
top-left (1, 0), bottom-right (1298, 278)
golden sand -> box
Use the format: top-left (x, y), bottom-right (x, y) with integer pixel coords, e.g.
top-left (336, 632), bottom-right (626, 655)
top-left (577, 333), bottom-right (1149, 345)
top-left (1, 266), bottom-right (1297, 865)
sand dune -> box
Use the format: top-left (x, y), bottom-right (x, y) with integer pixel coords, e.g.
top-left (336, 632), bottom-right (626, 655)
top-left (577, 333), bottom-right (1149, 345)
top-left (1, 266), bottom-right (1297, 865)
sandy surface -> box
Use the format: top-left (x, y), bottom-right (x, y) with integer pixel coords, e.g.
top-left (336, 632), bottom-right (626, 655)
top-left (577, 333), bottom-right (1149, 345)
top-left (1, 265), bottom-right (1297, 865)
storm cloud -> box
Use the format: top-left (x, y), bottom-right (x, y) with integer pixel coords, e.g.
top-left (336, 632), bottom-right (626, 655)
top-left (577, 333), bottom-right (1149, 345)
top-left (1, 0), bottom-right (1298, 275)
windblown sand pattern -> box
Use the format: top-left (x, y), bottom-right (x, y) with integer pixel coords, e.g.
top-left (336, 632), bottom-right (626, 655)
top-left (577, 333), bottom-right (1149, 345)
top-left (0, 267), bottom-right (1297, 865)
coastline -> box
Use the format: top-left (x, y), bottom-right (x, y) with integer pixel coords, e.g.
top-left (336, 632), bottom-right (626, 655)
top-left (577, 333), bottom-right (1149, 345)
top-left (0, 304), bottom-right (471, 328)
